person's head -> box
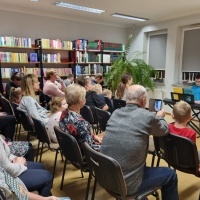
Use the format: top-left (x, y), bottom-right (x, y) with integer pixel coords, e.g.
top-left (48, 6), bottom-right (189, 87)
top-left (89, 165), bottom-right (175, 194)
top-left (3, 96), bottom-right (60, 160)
top-left (172, 101), bottom-right (192, 124)
top-left (95, 73), bottom-right (104, 84)
top-left (9, 87), bottom-right (22, 104)
top-left (116, 73), bottom-right (133, 99)
top-left (76, 76), bottom-right (93, 91)
top-left (102, 89), bottom-right (112, 99)
top-left (67, 74), bottom-right (74, 83)
top-left (21, 74), bottom-right (40, 97)
top-left (50, 97), bottom-right (67, 113)
top-left (93, 84), bottom-right (103, 95)
top-left (45, 69), bottom-right (58, 82)
top-left (195, 73), bottom-right (200, 86)
top-left (65, 84), bottom-right (86, 108)
top-left (11, 72), bottom-right (21, 86)
top-left (126, 84), bottom-right (147, 108)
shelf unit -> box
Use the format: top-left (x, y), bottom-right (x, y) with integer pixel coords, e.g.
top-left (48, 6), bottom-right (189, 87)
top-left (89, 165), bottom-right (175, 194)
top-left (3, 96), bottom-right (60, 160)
top-left (0, 36), bottom-right (40, 93)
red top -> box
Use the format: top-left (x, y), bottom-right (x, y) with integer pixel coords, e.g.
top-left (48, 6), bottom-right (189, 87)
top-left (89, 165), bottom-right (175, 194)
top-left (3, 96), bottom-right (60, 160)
top-left (169, 123), bottom-right (196, 143)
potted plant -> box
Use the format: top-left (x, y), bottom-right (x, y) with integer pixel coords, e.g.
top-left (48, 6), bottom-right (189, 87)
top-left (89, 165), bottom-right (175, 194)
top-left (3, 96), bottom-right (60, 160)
top-left (105, 35), bottom-right (156, 93)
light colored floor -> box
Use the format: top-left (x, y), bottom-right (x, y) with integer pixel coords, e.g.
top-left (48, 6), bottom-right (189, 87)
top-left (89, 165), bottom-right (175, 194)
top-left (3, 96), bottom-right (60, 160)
top-left (26, 114), bottom-right (200, 200)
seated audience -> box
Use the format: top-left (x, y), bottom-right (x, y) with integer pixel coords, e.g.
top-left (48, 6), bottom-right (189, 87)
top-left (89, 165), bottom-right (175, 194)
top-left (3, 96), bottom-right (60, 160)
top-left (101, 84), bottom-right (178, 200)
top-left (102, 89), bottom-right (112, 99)
top-left (76, 76), bottom-right (108, 111)
top-left (5, 72), bottom-right (21, 99)
top-left (63, 74), bottom-right (74, 87)
top-left (47, 97), bottom-right (67, 143)
top-left (19, 74), bottom-right (49, 126)
top-left (93, 83), bottom-right (105, 102)
top-left (115, 73), bottom-right (133, 100)
top-left (0, 167), bottom-right (59, 200)
top-left (92, 73), bottom-right (104, 86)
top-left (43, 69), bottom-right (66, 98)
top-left (9, 87), bottom-right (22, 105)
top-left (169, 101), bottom-right (196, 143)
top-left (59, 84), bottom-right (102, 151)
top-left (0, 136), bottom-right (53, 196)
top-left (191, 73), bottom-right (200, 103)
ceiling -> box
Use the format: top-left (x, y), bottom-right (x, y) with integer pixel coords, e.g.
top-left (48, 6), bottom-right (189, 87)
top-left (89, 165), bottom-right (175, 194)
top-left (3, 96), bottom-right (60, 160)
top-left (1, 0), bottom-right (200, 28)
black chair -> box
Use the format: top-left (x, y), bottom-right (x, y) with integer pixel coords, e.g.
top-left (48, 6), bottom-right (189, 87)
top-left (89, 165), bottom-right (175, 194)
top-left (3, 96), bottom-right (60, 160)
top-left (104, 96), bottom-right (114, 113)
top-left (82, 142), bottom-right (160, 200)
top-left (154, 133), bottom-right (200, 177)
top-left (15, 108), bottom-right (35, 141)
top-left (0, 94), bottom-right (15, 115)
top-left (80, 105), bottom-right (99, 134)
top-left (39, 91), bottom-right (52, 110)
top-left (93, 106), bottom-right (111, 132)
top-left (113, 98), bottom-right (126, 110)
top-left (54, 126), bottom-right (90, 190)
top-left (31, 117), bottom-right (60, 182)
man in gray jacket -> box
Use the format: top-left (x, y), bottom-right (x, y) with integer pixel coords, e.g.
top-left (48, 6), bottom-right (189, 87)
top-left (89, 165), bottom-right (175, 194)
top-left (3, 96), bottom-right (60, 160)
top-left (101, 84), bottom-right (179, 200)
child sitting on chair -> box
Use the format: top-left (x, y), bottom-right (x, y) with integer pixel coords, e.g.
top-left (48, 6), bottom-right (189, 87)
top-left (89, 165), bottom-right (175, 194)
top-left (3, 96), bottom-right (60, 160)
top-left (46, 97), bottom-right (67, 143)
top-left (169, 100), bottom-right (196, 143)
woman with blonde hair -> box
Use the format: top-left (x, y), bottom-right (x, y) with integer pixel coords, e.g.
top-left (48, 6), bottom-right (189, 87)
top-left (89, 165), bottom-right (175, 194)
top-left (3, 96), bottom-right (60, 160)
top-left (115, 73), bottom-right (133, 100)
top-left (47, 97), bottom-right (67, 143)
top-left (19, 74), bottom-right (49, 125)
top-left (59, 84), bottom-right (102, 151)
top-left (43, 68), bottom-right (66, 98)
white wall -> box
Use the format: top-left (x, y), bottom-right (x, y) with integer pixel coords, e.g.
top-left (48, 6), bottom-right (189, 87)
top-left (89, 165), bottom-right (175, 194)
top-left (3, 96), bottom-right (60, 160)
top-left (0, 10), bottom-right (127, 43)
top-left (126, 13), bottom-right (200, 112)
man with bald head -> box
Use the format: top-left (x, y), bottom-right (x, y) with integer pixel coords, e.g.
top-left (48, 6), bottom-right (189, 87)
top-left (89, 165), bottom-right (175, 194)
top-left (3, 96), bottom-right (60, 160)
top-left (101, 85), bottom-right (179, 200)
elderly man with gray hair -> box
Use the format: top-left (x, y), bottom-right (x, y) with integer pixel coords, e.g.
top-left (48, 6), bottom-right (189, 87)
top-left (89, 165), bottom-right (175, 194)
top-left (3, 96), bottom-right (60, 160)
top-left (101, 84), bottom-right (179, 200)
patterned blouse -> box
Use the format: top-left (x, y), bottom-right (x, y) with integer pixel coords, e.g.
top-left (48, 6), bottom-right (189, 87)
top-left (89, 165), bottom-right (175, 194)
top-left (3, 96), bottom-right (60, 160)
top-left (59, 109), bottom-right (100, 151)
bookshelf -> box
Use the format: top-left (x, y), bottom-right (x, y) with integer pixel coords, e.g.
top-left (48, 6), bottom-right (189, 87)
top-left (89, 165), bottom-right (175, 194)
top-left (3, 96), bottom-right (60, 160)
top-left (0, 36), bottom-right (40, 93)
top-left (74, 40), bottom-right (124, 76)
top-left (35, 38), bottom-right (74, 89)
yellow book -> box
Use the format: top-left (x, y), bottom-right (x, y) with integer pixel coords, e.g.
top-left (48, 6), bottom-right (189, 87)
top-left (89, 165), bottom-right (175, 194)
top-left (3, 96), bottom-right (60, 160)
top-left (173, 87), bottom-right (183, 100)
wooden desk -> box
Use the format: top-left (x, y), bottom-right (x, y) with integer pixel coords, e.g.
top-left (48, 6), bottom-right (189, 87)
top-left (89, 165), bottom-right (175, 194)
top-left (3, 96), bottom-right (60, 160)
top-left (163, 98), bottom-right (200, 137)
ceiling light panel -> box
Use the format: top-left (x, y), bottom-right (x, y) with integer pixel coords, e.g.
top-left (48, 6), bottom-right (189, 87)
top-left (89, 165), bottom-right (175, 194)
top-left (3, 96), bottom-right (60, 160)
top-left (112, 13), bottom-right (148, 21)
top-left (52, 2), bottom-right (105, 14)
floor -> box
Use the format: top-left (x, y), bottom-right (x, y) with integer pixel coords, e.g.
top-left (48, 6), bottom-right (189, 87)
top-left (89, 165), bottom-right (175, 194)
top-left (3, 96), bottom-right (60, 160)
top-left (25, 114), bottom-right (200, 200)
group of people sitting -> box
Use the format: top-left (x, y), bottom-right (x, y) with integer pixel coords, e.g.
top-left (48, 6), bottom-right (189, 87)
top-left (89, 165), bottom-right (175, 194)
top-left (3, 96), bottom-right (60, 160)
top-left (0, 68), bottom-right (199, 200)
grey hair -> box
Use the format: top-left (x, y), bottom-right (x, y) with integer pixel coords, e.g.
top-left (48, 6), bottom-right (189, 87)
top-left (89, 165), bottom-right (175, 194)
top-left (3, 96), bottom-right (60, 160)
top-left (126, 85), bottom-right (147, 103)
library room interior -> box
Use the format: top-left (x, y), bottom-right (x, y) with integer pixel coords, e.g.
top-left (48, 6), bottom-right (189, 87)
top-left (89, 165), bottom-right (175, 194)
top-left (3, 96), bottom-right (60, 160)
top-left (1, 1), bottom-right (200, 200)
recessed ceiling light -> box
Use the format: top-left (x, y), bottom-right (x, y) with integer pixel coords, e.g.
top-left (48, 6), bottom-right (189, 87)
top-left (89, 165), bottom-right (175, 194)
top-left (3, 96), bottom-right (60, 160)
top-left (30, 0), bottom-right (40, 2)
top-left (112, 13), bottom-right (148, 22)
top-left (52, 2), bottom-right (105, 14)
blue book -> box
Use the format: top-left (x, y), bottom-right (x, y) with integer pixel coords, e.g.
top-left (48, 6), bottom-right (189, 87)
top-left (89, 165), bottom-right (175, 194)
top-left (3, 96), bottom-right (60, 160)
top-left (30, 53), bottom-right (38, 62)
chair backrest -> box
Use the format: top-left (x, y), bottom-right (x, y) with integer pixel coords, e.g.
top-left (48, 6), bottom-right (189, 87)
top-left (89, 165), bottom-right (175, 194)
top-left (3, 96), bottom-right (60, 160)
top-left (11, 102), bottom-right (20, 123)
top-left (154, 133), bottom-right (200, 176)
top-left (15, 108), bottom-right (35, 133)
top-left (31, 117), bottom-right (51, 145)
top-left (93, 107), bottom-right (111, 132)
top-left (82, 142), bottom-right (127, 197)
top-left (113, 99), bottom-right (126, 110)
top-left (104, 97), bottom-right (114, 113)
top-left (0, 95), bottom-right (14, 115)
top-left (39, 91), bottom-right (52, 110)
top-left (54, 126), bottom-right (83, 166)
top-left (80, 105), bottom-right (95, 124)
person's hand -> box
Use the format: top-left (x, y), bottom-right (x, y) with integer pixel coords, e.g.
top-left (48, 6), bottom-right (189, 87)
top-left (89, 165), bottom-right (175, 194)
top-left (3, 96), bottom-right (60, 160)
top-left (44, 196), bottom-right (60, 200)
top-left (93, 135), bottom-right (102, 144)
top-left (0, 112), bottom-right (7, 116)
top-left (156, 109), bottom-right (165, 118)
top-left (12, 157), bottom-right (27, 166)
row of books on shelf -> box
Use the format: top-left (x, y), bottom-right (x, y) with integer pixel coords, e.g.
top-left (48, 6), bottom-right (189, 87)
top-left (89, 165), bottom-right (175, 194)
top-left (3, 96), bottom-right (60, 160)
top-left (75, 64), bottom-right (111, 75)
top-left (103, 42), bottom-right (125, 51)
top-left (0, 52), bottom-right (29, 63)
top-left (42, 53), bottom-right (61, 63)
top-left (1, 67), bottom-right (72, 78)
top-left (76, 52), bottom-right (112, 63)
top-left (38, 39), bottom-right (73, 50)
top-left (0, 36), bottom-right (32, 48)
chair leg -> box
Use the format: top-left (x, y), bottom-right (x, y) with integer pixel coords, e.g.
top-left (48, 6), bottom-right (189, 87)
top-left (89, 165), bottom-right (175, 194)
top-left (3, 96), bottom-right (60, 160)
top-left (151, 154), bottom-right (156, 167)
top-left (17, 124), bottom-right (21, 141)
top-left (39, 143), bottom-right (44, 162)
top-left (156, 157), bottom-right (160, 167)
top-left (52, 149), bottom-right (59, 183)
top-left (85, 172), bottom-right (92, 200)
top-left (60, 159), bottom-right (67, 190)
top-left (91, 178), bottom-right (97, 200)
top-left (81, 169), bottom-right (84, 178)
